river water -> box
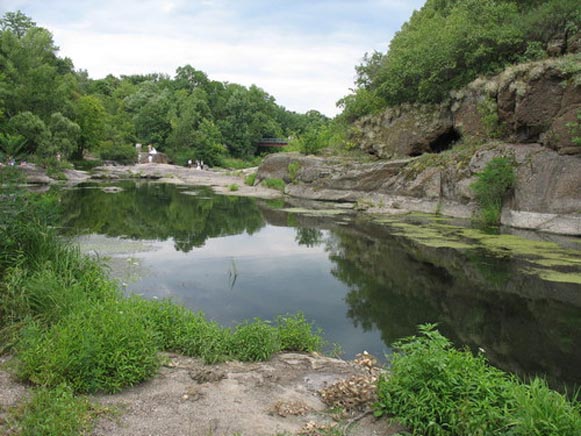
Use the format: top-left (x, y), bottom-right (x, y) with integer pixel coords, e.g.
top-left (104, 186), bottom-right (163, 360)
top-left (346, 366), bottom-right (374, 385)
top-left (58, 181), bottom-right (581, 391)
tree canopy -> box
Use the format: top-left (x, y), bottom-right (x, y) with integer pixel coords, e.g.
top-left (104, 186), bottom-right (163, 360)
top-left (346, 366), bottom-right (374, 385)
top-left (339, 0), bottom-right (581, 122)
top-left (0, 11), bottom-right (328, 166)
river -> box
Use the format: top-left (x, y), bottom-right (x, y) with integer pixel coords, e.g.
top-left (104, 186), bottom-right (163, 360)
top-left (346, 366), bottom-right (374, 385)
top-left (58, 181), bottom-right (581, 391)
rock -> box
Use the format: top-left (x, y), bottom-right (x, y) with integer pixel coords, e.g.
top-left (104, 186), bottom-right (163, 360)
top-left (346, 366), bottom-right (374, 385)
top-left (354, 104), bottom-right (454, 158)
top-left (258, 143), bottom-right (581, 235)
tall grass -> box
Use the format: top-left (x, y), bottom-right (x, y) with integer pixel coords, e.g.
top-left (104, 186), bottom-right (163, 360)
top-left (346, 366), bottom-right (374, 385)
top-left (375, 324), bottom-right (581, 436)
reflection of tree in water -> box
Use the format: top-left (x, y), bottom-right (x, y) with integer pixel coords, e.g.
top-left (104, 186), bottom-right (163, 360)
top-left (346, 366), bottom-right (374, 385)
top-left (295, 227), bottom-right (324, 247)
top-left (325, 223), bottom-right (581, 391)
top-left (59, 182), bottom-right (265, 252)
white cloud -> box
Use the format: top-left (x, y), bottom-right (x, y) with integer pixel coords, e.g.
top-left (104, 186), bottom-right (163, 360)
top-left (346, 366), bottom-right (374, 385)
top-left (2, 0), bottom-right (426, 115)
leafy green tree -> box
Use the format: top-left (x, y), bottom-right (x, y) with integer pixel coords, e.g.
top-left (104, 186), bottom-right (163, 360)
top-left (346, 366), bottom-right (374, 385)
top-left (7, 111), bottom-right (50, 154)
top-left (0, 132), bottom-right (27, 162)
top-left (0, 10), bottom-right (35, 37)
top-left (73, 95), bottom-right (106, 159)
top-left (48, 112), bottom-right (80, 158)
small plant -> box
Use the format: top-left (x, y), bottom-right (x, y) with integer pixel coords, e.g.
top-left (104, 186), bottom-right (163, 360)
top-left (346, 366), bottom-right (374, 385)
top-left (470, 156), bottom-right (515, 226)
top-left (228, 183), bottom-right (239, 192)
top-left (244, 172), bottom-right (256, 186)
top-left (263, 177), bottom-right (286, 192)
top-left (287, 161), bottom-right (301, 183)
top-left (477, 97), bottom-right (504, 139)
top-left (277, 313), bottom-right (323, 352)
top-left (9, 384), bottom-right (95, 436)
top-left (566, 110), bottom-right (581, 146)
top-left (229, 318), bottom-right (281, 361)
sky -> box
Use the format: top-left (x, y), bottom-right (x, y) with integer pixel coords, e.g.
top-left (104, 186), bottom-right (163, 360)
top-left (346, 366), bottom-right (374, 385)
top-left (0, 0), bottom-right (425, 116)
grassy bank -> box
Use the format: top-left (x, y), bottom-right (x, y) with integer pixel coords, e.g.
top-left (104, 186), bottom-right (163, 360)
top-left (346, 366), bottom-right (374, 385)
top-left (375, 324), bottom-right (581, 436)
top-left (2, 171), bottom-right (580, 435)
top-left (0, 172), bottom-right (322, 434)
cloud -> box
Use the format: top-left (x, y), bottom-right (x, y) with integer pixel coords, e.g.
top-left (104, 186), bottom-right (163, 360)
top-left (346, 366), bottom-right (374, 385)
top-left (1, 0), bottom-right (425, 115)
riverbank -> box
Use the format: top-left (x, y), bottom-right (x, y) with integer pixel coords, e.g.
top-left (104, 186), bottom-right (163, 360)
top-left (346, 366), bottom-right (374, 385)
top-left (19, 162), bottom-right (284, 200)
top-left (0, 352), bottom-right (404, 436)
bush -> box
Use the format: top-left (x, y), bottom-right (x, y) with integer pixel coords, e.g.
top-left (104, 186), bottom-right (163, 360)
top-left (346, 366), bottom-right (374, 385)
top-left (244, 172), bottom-right (256, 186)
top-left (16, 299), bottom-right (160, 393)
top-left (470, 156), bottom-right (515, 226)
top-left (14, 384), bottom-right (94, 436)
top-left (99, 143), bottom-right (136, 165)
top-left (277, 313), bottom-right (323, 352)
top-left (375, 324), bottom-right (581, 436)
top-left (229, 318), bottom-right (281, 361)
top-left (262, 177), bottom-right (286, 192)
top-left (228, 183), bottom-right (239, 192)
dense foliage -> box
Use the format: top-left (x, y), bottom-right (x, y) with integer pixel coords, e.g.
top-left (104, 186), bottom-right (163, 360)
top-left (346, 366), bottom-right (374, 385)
top-left (339, 0), bottom-right (581, 121)
top-left (0, 11), bottom-right (329, 166)
top-left (376, 324), bottom-right (581, 436)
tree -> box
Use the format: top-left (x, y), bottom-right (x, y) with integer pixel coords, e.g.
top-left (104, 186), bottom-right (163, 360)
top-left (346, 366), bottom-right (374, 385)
top-left (49, 112), bottom-right (80, 158)
top-left (7, 111), bottom-right (50, 154)
top-left (0, 10), bottom-right (35, 37)
top-left (74, 95), bottom-right (106, 158)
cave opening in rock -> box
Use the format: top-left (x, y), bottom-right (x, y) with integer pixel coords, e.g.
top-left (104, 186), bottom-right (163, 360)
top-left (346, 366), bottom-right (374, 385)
top-left (430, 128), bottom-right (461, 153)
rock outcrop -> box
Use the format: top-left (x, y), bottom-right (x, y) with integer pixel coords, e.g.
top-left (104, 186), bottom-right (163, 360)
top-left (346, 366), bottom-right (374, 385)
top-left (256, 146), bottom-right (581, 235)
top-left (354, 55), bottom-right (581, 159)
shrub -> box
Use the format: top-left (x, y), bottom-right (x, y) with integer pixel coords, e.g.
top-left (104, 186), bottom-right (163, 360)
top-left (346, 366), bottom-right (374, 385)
top-left (228, 183), bottom-right (239, 192)
top-left (13, 384), bottom-right (94, 436)
top-left (277, 313), bottom-right (323, 352)
top-left (263, 177), bottom-right (286, 192)
top-left (133, 298), bottom-right (230, 363)
top-left (99, 143), bottom-right (136, 165)
top-left (16, 299), bottom-right (160, 393)
top-left (470, 156), bottom-right (515, 226)
top-left (244, 172), bottom-right (256, 186)
top-left (229, 318), bottom-right (281, 361)
top-left (375, 324), bottom-right (581, 436)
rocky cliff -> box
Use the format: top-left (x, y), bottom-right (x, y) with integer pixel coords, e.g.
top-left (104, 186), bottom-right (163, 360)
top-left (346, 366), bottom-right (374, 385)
top-left (353, 54), bottom-right (581, 159)
top-left (257, 56), bottom-right (581, 235)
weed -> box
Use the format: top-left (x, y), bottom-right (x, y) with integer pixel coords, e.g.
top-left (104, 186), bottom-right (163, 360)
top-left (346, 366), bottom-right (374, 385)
top-left (228, 183), bottom-right (239, 192)
top-left (10, 384), bottom-right (94, 436)
top-left (16, 298), bottom-right (160, 393)
top-left (287, 161), bottom-right (301, 183)
top-left (229, 318), bottom-right (280, 361)
top-left (277, 313), bottom-right (323, 352)
top-left (244, 172), bottom-right (256, 186)
top-left (470, 156), bottom-right (516, 226)
top-left (375, 324), bottom-right (581, 436)
top-left (263, 177), bottom-right (286, 192)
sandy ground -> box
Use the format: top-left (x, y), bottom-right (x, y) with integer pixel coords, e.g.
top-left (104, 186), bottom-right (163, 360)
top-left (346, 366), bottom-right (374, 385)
top-left (0, 353), bottom-right (405, 436)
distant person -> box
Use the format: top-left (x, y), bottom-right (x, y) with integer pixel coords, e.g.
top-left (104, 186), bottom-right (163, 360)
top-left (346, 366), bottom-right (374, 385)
top-left (187, 159), bottom-right (192, 168)
top-left (148, 154), bottom-right (153, 163)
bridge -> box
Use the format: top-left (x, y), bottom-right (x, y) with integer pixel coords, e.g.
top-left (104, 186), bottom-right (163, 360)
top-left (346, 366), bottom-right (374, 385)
top-left (257, 137), bottom-right (288, 148)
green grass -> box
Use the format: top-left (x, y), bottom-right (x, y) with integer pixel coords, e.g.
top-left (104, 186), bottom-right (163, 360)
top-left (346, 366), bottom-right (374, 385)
top-left (375, 324), bottom-right (581, 436)
top-left (228, 183), bottom-right (239, 192)
top-left (244, 172), bottom-right (256, 186)
top-left (262, 177), bottom-right (286, 192)
top-left (10, 384), bottom-right (95, 436)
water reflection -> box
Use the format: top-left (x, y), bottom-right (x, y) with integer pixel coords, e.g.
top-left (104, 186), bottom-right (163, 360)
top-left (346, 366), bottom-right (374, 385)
top-left (59, 182), bottom-right (581, 390)
top-left (60, 182), bottom-right (265, 251)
